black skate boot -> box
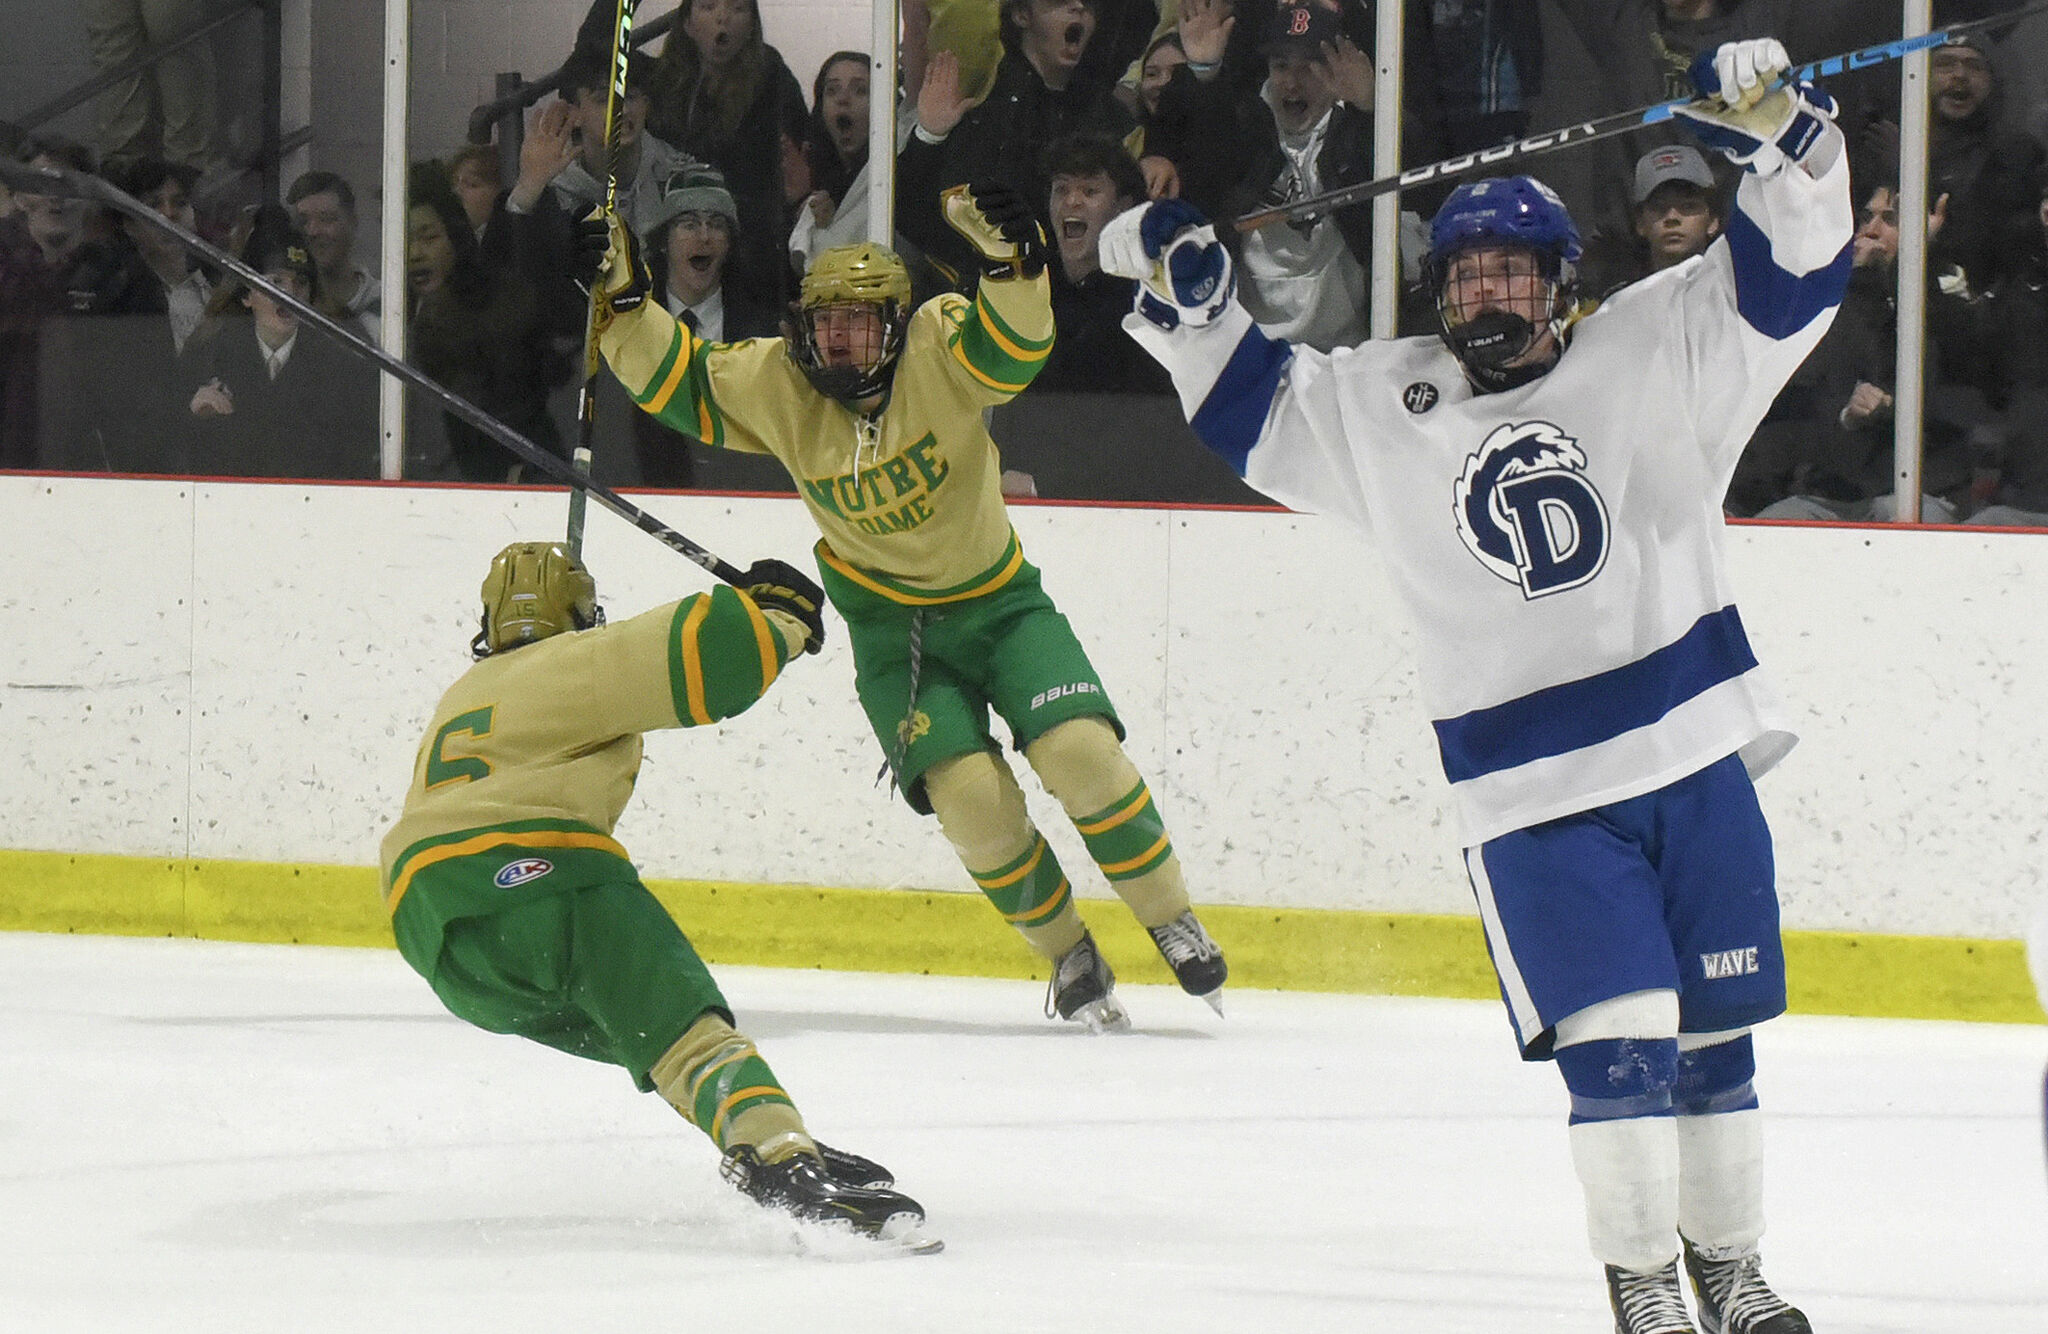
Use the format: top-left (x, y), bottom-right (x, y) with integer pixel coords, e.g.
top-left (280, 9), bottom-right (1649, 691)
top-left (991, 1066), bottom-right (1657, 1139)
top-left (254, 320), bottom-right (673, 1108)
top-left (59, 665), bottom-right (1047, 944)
top-left (1145, 909), bottom-right (1228, 1014)
top-left (1682, 1239), bottom-right (1812, 1334)
top-left (721, 1144), bottom-right (938, 1251)
top-left (1045, 929), bottom-right (1131, 1032)
top-left (1606, 1259), bottom-right (1700, 1334)
top-left (814, 1140), bottom-right (893, 1189)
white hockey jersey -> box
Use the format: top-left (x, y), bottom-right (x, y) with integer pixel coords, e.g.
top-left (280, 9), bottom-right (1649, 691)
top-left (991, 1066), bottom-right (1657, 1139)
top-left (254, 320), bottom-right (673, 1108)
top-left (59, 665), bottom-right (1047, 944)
top-left (1127, 139), bottom-right (1853, 846)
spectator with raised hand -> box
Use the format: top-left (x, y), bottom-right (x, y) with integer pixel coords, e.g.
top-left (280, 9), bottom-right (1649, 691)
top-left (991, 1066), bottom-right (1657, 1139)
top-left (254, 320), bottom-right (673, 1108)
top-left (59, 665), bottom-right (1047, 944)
top-left (897, 0), bottom-right (1146, 286)
top-left (514, 51), bottom-right (692, 243)
top-left (594, 0), bottom-right (807, 305)
top-left (288, 170), bottom-right (382, 340)
top-left (1224, 0), bottom-right (1399, 351)
top-left (1923, 34), bottom-right (2043, 292)
top-left (788, 50), bottom-right (928, 285)
top-left (405, 164), bottom-right (571, 483)
top-left (1752, 181), bottom-right (1984, 523)
top-left (177, 205), bottom-right (376, 480)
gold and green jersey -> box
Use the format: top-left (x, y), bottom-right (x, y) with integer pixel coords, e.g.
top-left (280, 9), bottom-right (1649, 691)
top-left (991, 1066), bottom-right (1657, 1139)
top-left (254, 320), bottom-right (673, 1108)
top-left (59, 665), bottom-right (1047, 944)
top-left (377, 587), bottom-right (796, 961)
top-left (599, 273), bottom-right (1054, 604)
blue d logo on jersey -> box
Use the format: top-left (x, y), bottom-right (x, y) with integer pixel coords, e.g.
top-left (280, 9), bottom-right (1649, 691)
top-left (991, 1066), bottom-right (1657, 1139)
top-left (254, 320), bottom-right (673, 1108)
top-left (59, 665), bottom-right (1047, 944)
top-left (1452, 421), bottom-right (1610, 598)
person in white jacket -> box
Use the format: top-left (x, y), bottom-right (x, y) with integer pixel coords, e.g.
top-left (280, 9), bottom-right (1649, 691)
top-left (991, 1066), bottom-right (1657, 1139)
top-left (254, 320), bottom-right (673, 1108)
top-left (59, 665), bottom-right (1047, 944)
top-left (1103, 37), bottom-right (1850, 1334)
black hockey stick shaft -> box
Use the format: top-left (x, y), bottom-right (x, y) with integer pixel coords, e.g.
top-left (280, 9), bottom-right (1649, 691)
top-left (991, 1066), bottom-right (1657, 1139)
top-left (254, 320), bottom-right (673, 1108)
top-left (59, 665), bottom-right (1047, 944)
top-left (1235, 0), bottom-right (2048, 233)
top-left (0, 157), bottom-right (745, 585)
top-left (567, 0), bottom-right (638, 558)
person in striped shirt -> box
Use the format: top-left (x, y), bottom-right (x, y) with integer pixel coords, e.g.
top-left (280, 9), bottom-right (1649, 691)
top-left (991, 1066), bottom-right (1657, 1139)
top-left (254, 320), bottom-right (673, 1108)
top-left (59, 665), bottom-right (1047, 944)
top-left (579, 181), bottom-right (1229, 1030)
top-left (380, 541), bottom-right (934, 1246)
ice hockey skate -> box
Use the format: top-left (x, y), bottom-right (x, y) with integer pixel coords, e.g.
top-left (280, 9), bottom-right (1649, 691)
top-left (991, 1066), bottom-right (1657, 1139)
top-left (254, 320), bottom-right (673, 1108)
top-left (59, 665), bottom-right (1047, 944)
top-left (1606, 1259), bottom-right (1699, 1334)
top-left (720, 1144), bottom-right (941, 1254)
top-left (1683, 1239), bottom-right (1811, 1334)
top-left (1145, 909), bottom-right (1227, 1014)
top-left (814, 1140), bottom-right (893, 1188)
top-left (1045, 929), bottom-right (1130, 1032)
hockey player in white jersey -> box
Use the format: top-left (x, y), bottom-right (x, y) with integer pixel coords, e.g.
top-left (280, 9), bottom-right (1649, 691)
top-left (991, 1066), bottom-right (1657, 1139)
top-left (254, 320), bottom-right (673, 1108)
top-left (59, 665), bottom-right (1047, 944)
top-left (1102, 38), bottom-right (1850, 1334)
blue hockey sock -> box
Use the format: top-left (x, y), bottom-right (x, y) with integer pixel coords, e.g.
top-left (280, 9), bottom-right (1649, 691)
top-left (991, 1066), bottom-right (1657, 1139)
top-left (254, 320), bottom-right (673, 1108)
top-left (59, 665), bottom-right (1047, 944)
top-left (1555, 1036), bottom-right (1679, 1125)
top-left (1674, 1033), bottom-right (1760, 1116)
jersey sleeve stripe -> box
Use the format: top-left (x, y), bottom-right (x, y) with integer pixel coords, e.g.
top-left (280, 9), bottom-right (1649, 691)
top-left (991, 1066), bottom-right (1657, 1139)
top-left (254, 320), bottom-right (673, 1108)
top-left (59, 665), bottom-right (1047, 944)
top-left (1431, 605), bottom-right (1759, 784)
top-left (1190, 323), bottom-right (1292, 473)
top-left (640, 325), bottom-right (690, 412)
top-left (973, 288), bottom-right (1054, 355)
top-left (1722, 205), bottom-right (1853, 339)
top-left (669, 595), bottom-right (717, 726)
top-left (736, 588), bottom-right (785, 691)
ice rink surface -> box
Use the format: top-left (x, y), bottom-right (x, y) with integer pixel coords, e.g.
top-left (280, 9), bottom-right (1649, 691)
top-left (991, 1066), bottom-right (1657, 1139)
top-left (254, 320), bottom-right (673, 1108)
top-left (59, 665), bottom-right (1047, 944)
top-left (1, 931), bottom-right (2042, 1334)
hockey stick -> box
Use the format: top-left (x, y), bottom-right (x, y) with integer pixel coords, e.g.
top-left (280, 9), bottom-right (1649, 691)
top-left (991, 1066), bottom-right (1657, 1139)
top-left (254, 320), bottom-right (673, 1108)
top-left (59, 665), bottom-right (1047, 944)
top-left (1235, 0), bottom-right (2048, 233)
top-left (567, 0), bottom-right (639, 559)
top-left (0, 156), bottom-right (744, 585)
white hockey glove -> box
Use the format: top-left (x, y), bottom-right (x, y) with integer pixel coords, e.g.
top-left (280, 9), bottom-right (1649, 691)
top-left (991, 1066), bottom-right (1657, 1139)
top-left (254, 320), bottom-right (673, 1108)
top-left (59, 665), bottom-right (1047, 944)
top-left (1099, 200), bottom-right (1234, 331)
top-left (1671, 39), bottom-right (1837, 175)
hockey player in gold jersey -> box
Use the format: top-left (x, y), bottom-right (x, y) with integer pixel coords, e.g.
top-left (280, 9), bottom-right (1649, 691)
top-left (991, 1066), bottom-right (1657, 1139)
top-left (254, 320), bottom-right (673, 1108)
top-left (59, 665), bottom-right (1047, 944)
top-left (574, 181), bottom-right (1227, 1029)
top-left (379, 541), bottom-right (936, 1248)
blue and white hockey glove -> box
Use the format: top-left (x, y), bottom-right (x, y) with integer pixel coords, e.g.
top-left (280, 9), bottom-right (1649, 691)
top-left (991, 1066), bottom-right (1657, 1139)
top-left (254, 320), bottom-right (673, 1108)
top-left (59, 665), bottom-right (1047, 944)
top-left (1671, 39), bottom-right (1837, 175)
top-left (1099, 199), bottom-right (1234, 331)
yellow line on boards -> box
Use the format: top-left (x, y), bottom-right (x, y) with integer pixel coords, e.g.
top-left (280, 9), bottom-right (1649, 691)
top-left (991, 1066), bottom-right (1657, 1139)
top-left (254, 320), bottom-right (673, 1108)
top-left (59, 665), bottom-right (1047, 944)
top-left (0, 850), bottom-right (2040, 1025)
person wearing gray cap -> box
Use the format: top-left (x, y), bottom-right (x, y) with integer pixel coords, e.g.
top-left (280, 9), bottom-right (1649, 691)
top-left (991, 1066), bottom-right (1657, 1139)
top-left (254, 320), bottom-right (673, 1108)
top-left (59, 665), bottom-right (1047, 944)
top-left (1630, 143), bottom-right (1724, 275)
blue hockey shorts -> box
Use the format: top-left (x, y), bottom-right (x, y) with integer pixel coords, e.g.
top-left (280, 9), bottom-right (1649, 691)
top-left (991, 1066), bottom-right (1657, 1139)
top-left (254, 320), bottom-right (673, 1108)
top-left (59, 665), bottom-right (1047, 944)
top-left (1463, 751), bottom-right (1788, 1060)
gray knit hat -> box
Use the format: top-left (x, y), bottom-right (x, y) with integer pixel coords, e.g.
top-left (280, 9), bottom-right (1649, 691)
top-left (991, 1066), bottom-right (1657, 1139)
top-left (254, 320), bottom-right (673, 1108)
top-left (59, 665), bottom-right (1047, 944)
top-left (650, 164), bottom-right (739, 233)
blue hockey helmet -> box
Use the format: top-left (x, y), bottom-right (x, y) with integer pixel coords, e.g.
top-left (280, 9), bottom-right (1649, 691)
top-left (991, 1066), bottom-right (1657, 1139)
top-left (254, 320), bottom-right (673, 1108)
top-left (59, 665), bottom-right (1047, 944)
top-left (1426, 175), bottom-right (1582, 282)
top-left (1426, 176), bottom-right (1584, 393)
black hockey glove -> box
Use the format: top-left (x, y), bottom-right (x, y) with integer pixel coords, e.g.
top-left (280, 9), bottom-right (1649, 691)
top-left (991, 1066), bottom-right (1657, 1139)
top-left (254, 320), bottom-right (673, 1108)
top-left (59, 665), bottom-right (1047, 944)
top-left (941, 181), bottom-right (1051, 280)
top-left (738, 559), bottom-right (827, 656)
top-left (571, 204), bottom-right (651, 316)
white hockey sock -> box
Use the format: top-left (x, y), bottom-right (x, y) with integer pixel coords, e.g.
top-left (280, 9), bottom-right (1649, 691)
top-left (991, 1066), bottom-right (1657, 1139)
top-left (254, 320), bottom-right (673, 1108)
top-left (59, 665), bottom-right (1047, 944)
top-left (1676, 1108), bottom-right (1766, 1254)
top-left (1568, 1116), bottom-right (1682, 1272)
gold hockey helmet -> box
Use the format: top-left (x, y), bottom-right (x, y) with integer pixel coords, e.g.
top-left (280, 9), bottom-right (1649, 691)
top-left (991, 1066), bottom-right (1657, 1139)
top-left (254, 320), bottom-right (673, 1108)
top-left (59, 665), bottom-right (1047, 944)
top-left (473, 541), bottom-right (602, 658)
top-left (792, 242), bottom-right (913, 403)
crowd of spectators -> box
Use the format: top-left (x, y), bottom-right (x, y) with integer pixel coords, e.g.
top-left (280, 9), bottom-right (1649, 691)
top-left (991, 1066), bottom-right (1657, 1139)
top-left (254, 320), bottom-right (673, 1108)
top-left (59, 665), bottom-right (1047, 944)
top-left (8, 0), bottom-right (2048, 520)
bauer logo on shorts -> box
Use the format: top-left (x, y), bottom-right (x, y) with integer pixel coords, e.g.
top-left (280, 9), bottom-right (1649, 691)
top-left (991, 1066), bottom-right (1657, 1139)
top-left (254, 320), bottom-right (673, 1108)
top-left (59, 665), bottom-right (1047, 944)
top-left (1699, 946), bottom-right (1761, 979)
top-left (493, 857), bottom-right (555, 889)
top-left (1030, 682), bottom-right (1103, 711)
top-left (1452, 420), bottom-right (1610, 599)
top-left (1402, 382), bottom-right (1439, 414)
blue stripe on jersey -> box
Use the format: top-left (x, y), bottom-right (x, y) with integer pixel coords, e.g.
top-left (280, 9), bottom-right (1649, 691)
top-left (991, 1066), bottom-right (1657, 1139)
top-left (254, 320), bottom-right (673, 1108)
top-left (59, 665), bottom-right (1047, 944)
top-left (1433, 605), bottom-right (1759, 784)
top-left (1724, 204), bottom-right (1852, 340)
top-left (1191, 324), bottom-right (1292, 474)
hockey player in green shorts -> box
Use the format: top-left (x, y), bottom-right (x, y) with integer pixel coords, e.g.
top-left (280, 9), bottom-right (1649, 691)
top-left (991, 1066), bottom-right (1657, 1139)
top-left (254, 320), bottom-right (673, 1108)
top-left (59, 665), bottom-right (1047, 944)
top-left (379, 540), bottom-right (935, 1248)
top-left (574, 180), bottom-right (1228, 1029)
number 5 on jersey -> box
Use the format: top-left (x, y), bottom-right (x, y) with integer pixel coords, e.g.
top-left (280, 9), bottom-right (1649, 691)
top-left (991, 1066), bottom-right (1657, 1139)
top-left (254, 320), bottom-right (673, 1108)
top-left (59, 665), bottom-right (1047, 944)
top-left (424, 707), bottom-right (495, 789)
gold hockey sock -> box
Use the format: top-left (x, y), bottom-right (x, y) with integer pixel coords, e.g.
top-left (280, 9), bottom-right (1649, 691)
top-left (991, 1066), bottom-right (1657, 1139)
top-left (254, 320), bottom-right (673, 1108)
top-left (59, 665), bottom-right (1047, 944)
top-left (927, 749), bottom-right (1087, 960)
top-left (968, 831), bottom-right (1086, 959)
top-left (650, 1013), bottom-right (811, 1156)
top-left (1026, 719), bottom-right (1191, 929)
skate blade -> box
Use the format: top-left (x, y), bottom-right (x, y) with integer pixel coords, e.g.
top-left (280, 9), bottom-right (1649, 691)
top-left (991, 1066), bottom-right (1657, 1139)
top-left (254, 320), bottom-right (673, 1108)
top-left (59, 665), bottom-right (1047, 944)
top-left (1195, 988), bottom-right (1224, 1017)
top-left (876, 1212), bottom-right (946, 1256)
top-left (1074, 996), bottom-right (1132, 1034)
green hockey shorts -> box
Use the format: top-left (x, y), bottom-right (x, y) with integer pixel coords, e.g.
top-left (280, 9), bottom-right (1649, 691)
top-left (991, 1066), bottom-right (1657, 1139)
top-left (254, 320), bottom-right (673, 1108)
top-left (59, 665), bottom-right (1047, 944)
top-left (423, 879), bottom-right (730, 1089)
top-left (836, 561), bottom-right (1124, 814)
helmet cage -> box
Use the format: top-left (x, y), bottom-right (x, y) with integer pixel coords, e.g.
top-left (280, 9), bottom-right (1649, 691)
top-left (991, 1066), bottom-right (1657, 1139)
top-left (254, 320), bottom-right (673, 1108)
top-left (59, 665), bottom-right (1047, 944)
top-left (792, 298), bottom-right (910, 403)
